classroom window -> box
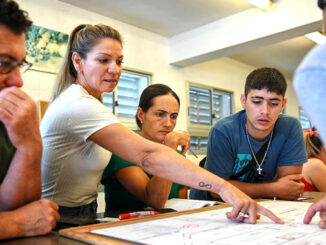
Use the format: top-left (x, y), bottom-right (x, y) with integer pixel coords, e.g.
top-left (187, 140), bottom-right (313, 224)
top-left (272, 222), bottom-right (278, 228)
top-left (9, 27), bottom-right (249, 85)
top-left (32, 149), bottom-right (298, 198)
top-left (212, 90), bottom-right (232, 124)
top-left (190, 136), bottom-right (208, 152)
top-left (187, 82), bottom-right (234, 153)
top-left (299, 107), bottom-right (312, 129)
top-left (103, 69), bottom-right (151, 130)
top-left (189, 86), bottom-right (212, 125)
top-left (103, 93), bottom-right (115, 114)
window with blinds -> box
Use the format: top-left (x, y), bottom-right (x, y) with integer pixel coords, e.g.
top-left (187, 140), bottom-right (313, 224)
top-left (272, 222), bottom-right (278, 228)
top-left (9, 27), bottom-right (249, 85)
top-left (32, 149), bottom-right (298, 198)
top-left (213, 90), bottom-right (232, 124)
top-left (103, 69), bottom-right (151, 129)
top-left (190, 136), bottom-right (208, 152)
top-left (188, 83), bottom-right (233, 153)
top-left (189, 86), bottom-right (212, 125)
top-left (117, 71), bottom-right (148, 118)
top-left (103, 92), bottom-right (115, 114)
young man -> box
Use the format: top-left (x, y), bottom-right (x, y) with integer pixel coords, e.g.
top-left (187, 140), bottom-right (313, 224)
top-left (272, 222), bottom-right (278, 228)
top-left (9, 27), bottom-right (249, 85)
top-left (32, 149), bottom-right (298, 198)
top-left (294, 0), bottom-right (326, 230)
top-left (191, 67), bottom-right (307, 201)
top-left (0, 0), bottom-right (59, 240)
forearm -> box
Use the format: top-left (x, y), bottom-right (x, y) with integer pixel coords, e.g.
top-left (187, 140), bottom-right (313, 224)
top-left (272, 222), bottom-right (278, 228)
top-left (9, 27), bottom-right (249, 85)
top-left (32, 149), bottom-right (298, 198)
top-left (0, 144), bottom-right (42, 210)
top-left (144, 177), bottom-right (173, 209)
top-left (209, 166), bottom-right (305, 199)
top-left (141, 146), bottom-right (226, 196)
top-left (211, 177), bottom-right (304, 200)
top-left (227, 180), bottom-right (277, 198)
top-left (92, 125), bottom-right (226, 196)
top-left (178, 187), bottom-right (188, 199)
top-left (0, 211), bottom-right (22, 240)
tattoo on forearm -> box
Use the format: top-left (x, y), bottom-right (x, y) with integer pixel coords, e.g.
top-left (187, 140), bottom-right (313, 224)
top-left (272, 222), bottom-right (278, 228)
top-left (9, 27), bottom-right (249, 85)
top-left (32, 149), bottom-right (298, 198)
top-left (198, 181), bottom-right (212, 189)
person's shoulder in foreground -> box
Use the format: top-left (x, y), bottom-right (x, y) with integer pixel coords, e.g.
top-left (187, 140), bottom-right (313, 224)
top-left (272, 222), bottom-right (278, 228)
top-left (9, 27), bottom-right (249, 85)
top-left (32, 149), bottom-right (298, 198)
top-left (0, 0), bottom-right (59, 240)
top-left (294, 43), bottom-right (326, 144)
top-left (293, 0), bottom-right (326, 143)
top-left (295, 0), bottom-right (326, 230)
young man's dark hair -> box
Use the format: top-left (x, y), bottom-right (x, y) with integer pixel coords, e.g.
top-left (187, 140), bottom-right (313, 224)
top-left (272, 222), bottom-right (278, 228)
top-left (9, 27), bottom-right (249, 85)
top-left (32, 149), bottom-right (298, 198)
top-left (0, 0), bottom-right (32, 34)
top-left (245, 67), bottom-right (287, 98)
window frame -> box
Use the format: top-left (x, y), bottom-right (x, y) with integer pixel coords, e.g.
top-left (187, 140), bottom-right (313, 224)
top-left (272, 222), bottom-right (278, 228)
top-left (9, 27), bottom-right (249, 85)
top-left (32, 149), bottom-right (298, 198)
top-left (103, 67), bottom-right (152, 131)
top-left (186, 81), bottom-right (234, 153)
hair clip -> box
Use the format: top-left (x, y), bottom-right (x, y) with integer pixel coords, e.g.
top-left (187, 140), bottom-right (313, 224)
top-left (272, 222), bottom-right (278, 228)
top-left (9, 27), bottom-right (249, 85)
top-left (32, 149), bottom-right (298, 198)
top-left (303, 129), bottom-right (318, 137)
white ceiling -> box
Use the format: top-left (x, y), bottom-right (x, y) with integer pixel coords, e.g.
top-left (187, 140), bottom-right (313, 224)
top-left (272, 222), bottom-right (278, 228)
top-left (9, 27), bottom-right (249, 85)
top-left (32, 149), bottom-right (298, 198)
top-left (60, 0), bottom-right (320, 79)
top-left (60, 0), bottom-right (253, 37)
top-left (230, 36), bottom-right (316, 79)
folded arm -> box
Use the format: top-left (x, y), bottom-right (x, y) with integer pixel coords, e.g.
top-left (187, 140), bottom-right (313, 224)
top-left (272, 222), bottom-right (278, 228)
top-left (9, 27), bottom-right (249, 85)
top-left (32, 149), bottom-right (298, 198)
top-left (112, 130), bottom-right (191, 209)
top-left (114, 166), bottom-right (172, 209)
top-left (210, 165), bottom-right (304, 200)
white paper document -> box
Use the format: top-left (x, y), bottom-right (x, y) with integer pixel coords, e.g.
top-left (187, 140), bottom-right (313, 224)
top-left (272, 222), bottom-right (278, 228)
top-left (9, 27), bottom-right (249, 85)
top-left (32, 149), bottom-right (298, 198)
top-left (164, 198), bottom-right (223, 211)
top-left (92, 201), bottom-right (325, 245)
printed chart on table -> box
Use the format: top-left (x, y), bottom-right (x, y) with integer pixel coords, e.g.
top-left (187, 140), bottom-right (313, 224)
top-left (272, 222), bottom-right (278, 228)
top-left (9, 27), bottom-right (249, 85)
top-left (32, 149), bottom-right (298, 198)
top-left (92, 201), bottom-right (325, 245)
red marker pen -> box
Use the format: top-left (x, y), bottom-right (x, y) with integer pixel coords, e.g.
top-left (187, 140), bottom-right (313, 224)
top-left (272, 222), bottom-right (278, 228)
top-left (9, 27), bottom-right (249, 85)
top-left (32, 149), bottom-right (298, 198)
top-left (119, 211), bottom-right (160, 220)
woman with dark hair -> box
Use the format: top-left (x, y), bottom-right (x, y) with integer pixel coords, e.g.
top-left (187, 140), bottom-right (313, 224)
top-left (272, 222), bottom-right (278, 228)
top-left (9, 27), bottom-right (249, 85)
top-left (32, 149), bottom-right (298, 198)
top-left (40, 23), bottom-right (281, 223)
top-left (101, 84), bottom-right (188, 215)
top-left (301, 129), bottom-right (326, 192)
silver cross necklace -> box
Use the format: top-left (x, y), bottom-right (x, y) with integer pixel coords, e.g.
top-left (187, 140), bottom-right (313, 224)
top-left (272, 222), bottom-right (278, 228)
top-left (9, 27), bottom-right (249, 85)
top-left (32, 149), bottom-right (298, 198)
top-left (245, 124), bottom-right (273, 175)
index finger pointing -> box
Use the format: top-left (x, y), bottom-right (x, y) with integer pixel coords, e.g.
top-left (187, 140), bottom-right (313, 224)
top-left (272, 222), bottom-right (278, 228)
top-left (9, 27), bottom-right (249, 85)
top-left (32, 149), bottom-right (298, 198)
top-left (303, 198), bottom-right (326, 224)
top-left (257, 204), bottom-right (284, 224)
top-left (303, 205), bottom-right (318, 224)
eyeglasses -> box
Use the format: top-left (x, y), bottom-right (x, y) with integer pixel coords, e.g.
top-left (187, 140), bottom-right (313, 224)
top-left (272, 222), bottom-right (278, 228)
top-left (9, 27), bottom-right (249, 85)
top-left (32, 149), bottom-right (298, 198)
top-left (0, 56), bottom-right (33, 74)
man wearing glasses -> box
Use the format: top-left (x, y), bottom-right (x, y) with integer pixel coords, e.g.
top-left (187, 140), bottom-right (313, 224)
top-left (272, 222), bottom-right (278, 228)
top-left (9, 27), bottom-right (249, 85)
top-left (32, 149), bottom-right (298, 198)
top-left (294, 0), bottom-right (326, 230)
top-left (0, 0), bottom-right (59, 239)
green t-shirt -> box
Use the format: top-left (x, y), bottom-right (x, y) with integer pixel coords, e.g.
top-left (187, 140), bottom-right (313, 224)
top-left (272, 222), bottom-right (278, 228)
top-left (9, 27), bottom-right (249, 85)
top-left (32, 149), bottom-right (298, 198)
top-left (101, 151), bottom-right (185, 215)
top-left (0, 122), bottom-right (16, 185)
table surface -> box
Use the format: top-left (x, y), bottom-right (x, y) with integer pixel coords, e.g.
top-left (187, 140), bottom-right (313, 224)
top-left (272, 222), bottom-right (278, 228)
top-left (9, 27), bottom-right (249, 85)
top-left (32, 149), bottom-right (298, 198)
top-left (1, 192), bottom-right (325, 245)
top-left (302, 191), bottom-right (325, 202)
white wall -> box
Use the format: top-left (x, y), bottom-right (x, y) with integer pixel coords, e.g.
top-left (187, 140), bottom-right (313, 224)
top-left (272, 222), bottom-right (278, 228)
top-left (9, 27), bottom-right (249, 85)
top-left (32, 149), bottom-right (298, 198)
top-left (17, 0), bottom-right (300, 141)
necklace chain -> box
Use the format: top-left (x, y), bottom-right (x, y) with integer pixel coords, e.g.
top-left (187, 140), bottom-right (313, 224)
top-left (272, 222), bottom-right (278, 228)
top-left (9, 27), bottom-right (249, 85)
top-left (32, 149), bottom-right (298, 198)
top-left (245, 124), bottom-right (273, 175)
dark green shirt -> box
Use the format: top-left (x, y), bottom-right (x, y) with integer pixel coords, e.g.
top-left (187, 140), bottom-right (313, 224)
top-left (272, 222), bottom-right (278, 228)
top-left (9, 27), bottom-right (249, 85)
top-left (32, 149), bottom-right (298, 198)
top-left (101, 151), bottom-right (185, 215)
top-left (0, 122), bottom-right (16, 185)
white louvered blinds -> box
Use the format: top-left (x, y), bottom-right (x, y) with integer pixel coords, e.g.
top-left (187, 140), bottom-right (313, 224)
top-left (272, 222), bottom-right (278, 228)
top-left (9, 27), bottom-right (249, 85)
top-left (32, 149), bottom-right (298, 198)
top-left (117, 72), bottom-right (147, 118)
top-left (213, 90), bottom-right (232, 124)
top-left (190, 136), bottom-right (208, 151)
top-left (188, 83), bottom-right (233, 153)
top-left (103, 69), bottom-right (150, 129)
top-left (189, 86), bottom-right (212, 125)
